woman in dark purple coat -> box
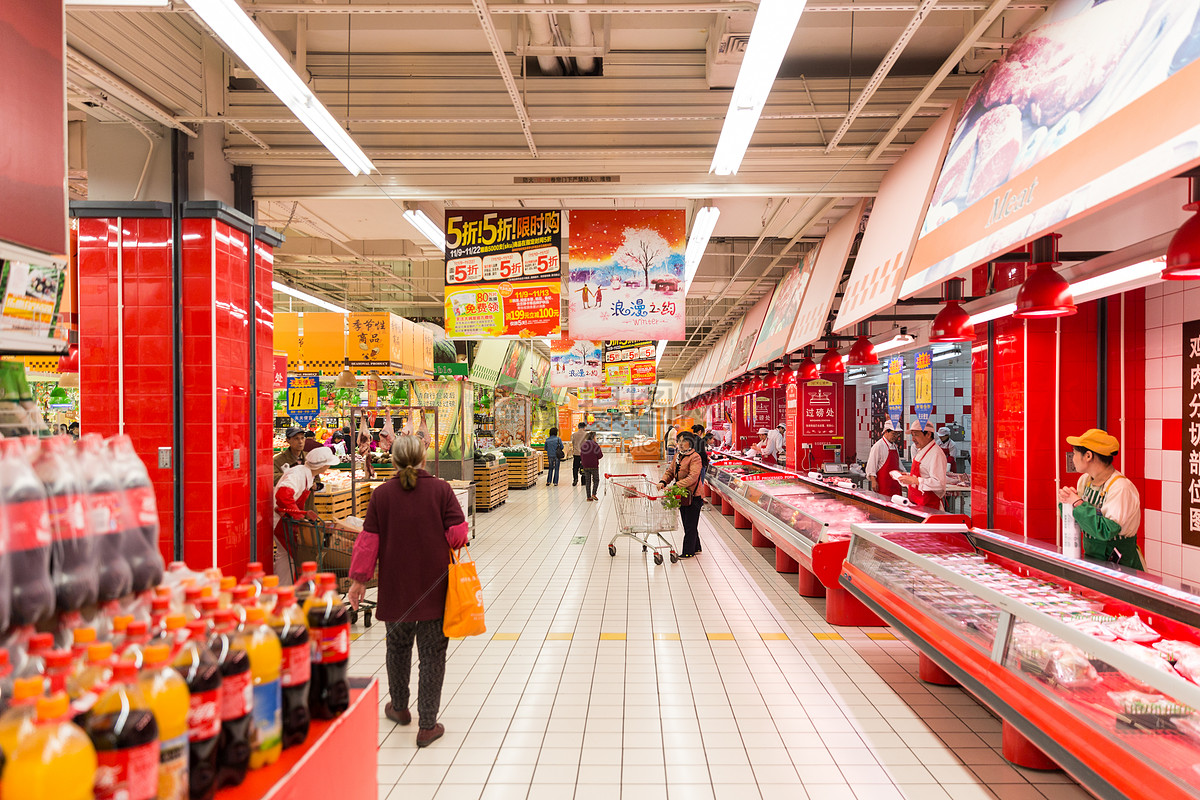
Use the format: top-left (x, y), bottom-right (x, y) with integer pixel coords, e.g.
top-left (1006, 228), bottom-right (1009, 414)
top-left (349, 434), bottom-right (468, 747)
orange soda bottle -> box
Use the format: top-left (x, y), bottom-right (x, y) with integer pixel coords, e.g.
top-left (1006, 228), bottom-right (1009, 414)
top-left (243, 607), bottom-right (282, 768)
top-left (0, 692), bottom-right (96, 800)
top-left (140, 644), bottom-right (189, 800)
top-left (0, 676), bottom-right (45, 773)
top-left (87, 660), bottom-right (160, 800)
top-left (68, 641), bottom-right (114, 724)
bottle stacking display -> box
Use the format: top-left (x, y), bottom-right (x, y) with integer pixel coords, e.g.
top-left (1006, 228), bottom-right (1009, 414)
top-left (0, 435), bottom-right (354, 800)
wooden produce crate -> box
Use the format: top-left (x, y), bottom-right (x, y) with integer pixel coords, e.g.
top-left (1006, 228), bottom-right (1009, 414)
top-left (506, 455), bottom-right (540, 489)
top-left (372, 464), bottom-right (396, 480)
top-left (312, 488), bottom-right (354, 520)
top-left (474, 461), bottom-right (508, 511)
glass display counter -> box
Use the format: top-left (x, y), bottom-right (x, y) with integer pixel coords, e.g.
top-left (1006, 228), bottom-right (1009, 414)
top-left (840, 524), bottom-right (1200, 800)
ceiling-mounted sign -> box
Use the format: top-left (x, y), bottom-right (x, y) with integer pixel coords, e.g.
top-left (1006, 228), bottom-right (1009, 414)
top-left (834, 105), bottom-right (960, 333)
top-left (905, 2), bottom-right (1200, 296)
top-left (914, 350), bottom-right (932, 427)
top-left (468, 339), bottom-right (509, 387)
top-left (604, 340), bottom-right (656, 386)
top-left (443, 209), bottom-right (562, 339)
top-left (801, 379), bottom-right (837, 438)
top-left (275, 311), bottom-right (345, 375)
top-left (1184, 320), bottom-right (1200, 548)
top-left (348, 312), bottom-right (402, 369)
top-left (749, 244), bottom-right (822, 371)
top-left (724, 288), bottom-right (776, 381)
top-left (497, 341), bottom-right (530, 391)
top-left (550, 337), bottom-right (603, 387)
top-left (568, 210), bottom-right (686, 340)
top-left (887, 358), bottom-right (904, 430)
top-left (787, 200), bottom-right (869, 352)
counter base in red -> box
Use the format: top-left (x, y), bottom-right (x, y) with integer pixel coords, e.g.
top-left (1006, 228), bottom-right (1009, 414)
top-left (1003, 721), bottom-right (1060, 771)
top-left (919, 652), bottom-right (958, 686)
top-left (720, 496), bottom-right (734, 516)
top-left (752, 526), bottom-right (773, 548)
top-left (825, 584), bottom-right (885, 627)
top-left (797, 566), bottom-right (825, 596)
top-left (733, 510), bottom-right (752, 530)
top-left (776, 548), bottom-right (799, 574)
top-left (700, 482), bottom-right (710, 500)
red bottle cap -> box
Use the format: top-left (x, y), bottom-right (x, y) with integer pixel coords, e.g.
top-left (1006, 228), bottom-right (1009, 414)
top-left (198, 597), bottom-right (219, 614)
top-left (151, 597), bottom-right (171, 614)
top-left (44, 650), bottom-right (72, 670)
top-left (186, 621), bottom-right (209, 640)
top-left (185, 585), bottom-right (204, 602)
top-left (276, 587), bottom-right (296, 606)
top-left (113, 661), bottom-right (139, 683)
top-left (301, 561), bottom-right (317, 573)
top-left (126, 621), bottom-right (149, 639)
top-left (28, 632), bottom-right (54, 653)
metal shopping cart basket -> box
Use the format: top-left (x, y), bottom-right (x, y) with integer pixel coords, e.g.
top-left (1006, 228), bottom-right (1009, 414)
top-left (604, 473), bottom-right (678, 565)
top-left (282, 516), bottom-right (377, 627)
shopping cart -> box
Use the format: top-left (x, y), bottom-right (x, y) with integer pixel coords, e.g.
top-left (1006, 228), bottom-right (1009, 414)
top-left (282, 516), bottom-right (377, 627)
top-left (603, 473), bottom-right (679, 565)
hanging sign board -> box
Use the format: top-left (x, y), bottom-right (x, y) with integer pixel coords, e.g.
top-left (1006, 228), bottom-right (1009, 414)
top-left (725, 289), bottom-right (775, 380)
top-left (787, 201), bottom-right (869, 351)
top-left (1184, 320), bottom-right (1200, 548)
top-left (604, 340), bottom-right (656, 386)
top-left (286, 373), bottom-right (321, 426)
top-left (273, 352), bottom-right (288, 390)
top-left (887, 358), bottom-right (904, 430)
top-left (443, 209), bottom-right (562, 338)
top-left (749, 245), bottom-right (822, 371)
top-left (551, 337), bottom-right (604, 387)
top-left (914, 350), bottom-right (933, 427)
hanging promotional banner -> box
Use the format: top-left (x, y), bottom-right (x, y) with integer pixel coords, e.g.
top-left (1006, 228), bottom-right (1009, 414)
top-left (521, 352), bottom-right (551, 397)
top-left (273, 352), bottom-right (288, 389)
top-left (604, 340), bottom-right (656, 386)
top-left (0, 258), bottom-right (64, 337)
top-left (725, 288), bottom-right (775, 380)
top-left (497, 341), bottom-right (529, 391)
top-left (887, 358), bottom-right (904, 429)
top-left (801, 379), bottom-right (837, 438)
top-left (412, 380), bottom-right (472, 460)
top-left (787, 201), bottom-right (869, 352)
top-left (443, 209), bottom-right (563, 339)
top-left (914, 350), bottom-right (933, 426)
top-left (568, 210), bottom-right (686, 340)
top-left (748, 244), bottom-right (822, 371)
top-left (469, 339), bottom-right (509, 387)
top-left (286, 373), bottom-right (321, 426)
top-left (550, 337), bottom-right (603, 387)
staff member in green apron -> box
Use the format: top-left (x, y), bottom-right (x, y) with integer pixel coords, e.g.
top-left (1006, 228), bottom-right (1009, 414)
top-left (1057, 428), bottom-right (1144, 570)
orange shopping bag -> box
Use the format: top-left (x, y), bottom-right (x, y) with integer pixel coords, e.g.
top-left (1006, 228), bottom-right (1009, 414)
top-left (444, 547), bottom-right (486, 638)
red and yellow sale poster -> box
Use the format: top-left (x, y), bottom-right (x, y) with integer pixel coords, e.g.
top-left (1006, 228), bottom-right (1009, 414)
top-left (603, 340), bottom-right (656, 386)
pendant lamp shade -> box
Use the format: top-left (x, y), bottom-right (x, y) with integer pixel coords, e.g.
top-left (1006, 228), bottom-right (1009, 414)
top-left (930, 278), bottom-right (976, 342)
top-left (776, 364), bottom-right (794, 386)
top-left (58, 345), bottom-right (79, 374)
top-left (1014, 234), bottom-right (1075, 318)
top-left (333, 358), bottom-right (358, 389)
top-left (818, 347), bottom-right (844, 375)
top-left (765, 369), bottom-right (780, 388)
top-left (846, 335), bottom-right (879, 366)
top-left (796, 354), bottom-right (819, 382)
top-left (1164, 177), bottom-right (1200, 280)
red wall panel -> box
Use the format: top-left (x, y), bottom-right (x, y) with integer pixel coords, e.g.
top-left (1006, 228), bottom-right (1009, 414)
top-left (254, 241), bottom-right (276, 570)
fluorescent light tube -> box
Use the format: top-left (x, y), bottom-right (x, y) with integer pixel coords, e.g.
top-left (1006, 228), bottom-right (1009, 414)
top-left (683, 206), bottom-right (720, 293)
top-left (1069, 256), bottom-right (1165, 300)
top-left (272, 281), bottom-right (349, 314)
top-left (655, 340), bottom-right (668, 367)
top-left (931, 348), bottom-right (962, 364)
top-left (404, 209), bottom-right (446, 254)
top-left (873, 334), bottom-right (916, 356)
top-left (966, 302), bottom-right (1016, 327)
top-left (182, 0), bottom-right (374, 176)
top-left (710, 0), bottom-right (808, 176)
top-left (67, 0), bottom-right (169, 5)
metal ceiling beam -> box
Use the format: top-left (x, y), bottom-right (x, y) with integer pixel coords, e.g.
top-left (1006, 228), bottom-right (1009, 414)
top-left (66, 49), bottom-right (197, 138)
top-left (77, 1), bottom-right (1046, 13)
top-left (470, 0), bottom-right (539, 157)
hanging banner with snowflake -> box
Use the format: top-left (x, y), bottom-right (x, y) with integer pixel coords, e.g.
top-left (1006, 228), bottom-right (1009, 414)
top-left (567, 210), bottom-right (686, 340)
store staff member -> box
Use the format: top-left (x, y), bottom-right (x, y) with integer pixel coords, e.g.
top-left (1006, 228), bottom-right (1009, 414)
top-left (866, 420), bottom-right (903, 496)
top-left (937, 427), bottom-right (960, 473)
top-left (769, 424), bottom-right (786, 459)
top-left (898, 420), bottom-right (947, 510)
top-left (1057, 429), bottom-right (1144, 570)
top-left (273, 426), bottom-right (306, 482)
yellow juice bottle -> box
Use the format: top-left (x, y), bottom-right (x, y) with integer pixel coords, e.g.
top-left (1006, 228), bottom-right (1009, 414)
top-left (0, 677), bottom-right (45, 770)
top-left (139, 644), bottom-right (190, 800)
top-left (0, 693), bottom-right (97, 800)
top-left (243, 607), bottom-right (282, 769)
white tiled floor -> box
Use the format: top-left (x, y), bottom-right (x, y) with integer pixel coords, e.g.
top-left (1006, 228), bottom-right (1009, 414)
top-left (351, 459), bottom-right (1092, 800)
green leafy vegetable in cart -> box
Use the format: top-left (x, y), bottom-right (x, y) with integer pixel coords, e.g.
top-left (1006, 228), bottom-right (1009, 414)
top-left (661, 485), bottom-right (690, 510)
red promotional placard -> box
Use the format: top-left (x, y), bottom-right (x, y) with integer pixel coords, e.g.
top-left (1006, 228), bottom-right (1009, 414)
top-left (785, 384), bottom-right (799, 469)
top-left (801, 379), bottom-right (837, 438)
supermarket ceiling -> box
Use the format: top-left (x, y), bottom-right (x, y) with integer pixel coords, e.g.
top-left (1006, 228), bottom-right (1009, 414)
top-left (64, 0), bottom-right (1049, 377)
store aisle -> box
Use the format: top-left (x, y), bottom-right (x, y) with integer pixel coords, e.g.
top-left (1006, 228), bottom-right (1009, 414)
top-left (351, 459), bottom-right (1089, 800)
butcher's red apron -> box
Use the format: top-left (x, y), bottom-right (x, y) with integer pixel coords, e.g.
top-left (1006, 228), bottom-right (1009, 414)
top-left (760, 453), bottom-right (777, 466)
top-left (908, 449), bottom-right (942, 510)
top-left (877, 446), bottom-right (902, 496)
top-left (940, 443), bottom-right (956, 473)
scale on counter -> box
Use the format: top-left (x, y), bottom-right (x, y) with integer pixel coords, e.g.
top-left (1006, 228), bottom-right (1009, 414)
top-left (821, 462), bottom-right (850, 475)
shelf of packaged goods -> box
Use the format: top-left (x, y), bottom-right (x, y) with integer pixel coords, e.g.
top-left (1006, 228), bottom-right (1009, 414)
top-left (839, 524), bottom-right (1200, 800)
top-left (218, 677), bottom-right (377, 800)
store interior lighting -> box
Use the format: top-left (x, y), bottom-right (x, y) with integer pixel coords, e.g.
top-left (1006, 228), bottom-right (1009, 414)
top-left (966, 302), bottom-right (1017, 327)
top-left (180, 0), bottom-right (374, 176)
top-left (873, 332), bottom-right (917, 356)
top-left (683, 206), bottom-right (720, 292)
top-left (931, 347), bottom-right (963, 364)
top-left (272, 281), bottom-right (349, 314)
top-left (709, 0), bottom-right (808, 176)
top-left (654, 340), bottom-right (668, 366)
top-left (404, 209), bottom-right (447, 254)
top-left (66, 0), bottom-right (169, 5)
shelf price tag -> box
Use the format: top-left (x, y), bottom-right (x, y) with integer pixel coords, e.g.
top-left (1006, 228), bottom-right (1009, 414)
top-left (287, 373), bottom-right (320, 426)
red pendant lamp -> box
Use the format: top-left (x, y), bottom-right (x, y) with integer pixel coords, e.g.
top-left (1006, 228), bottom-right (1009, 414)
top-left (929, 277), bottom-right (976, 342)
top-left (846, 322), bottom-right (879, 366)
top-left (775, 361), bottom-right (794, 387)
top-left (1014, 234), bottom-right (1075, 318)
top-left (818, 342), bottom-right (844, 375)
top-left (796, 347), bottom-right (819, 382)
top-left (1164, 172), bottom-right (1200, 280)
top-left (764, 368), bottom-right (781, 388)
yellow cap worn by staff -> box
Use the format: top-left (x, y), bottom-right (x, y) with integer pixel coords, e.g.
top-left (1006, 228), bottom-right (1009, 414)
top-left (1061, 428), bottom-right (1144, 570)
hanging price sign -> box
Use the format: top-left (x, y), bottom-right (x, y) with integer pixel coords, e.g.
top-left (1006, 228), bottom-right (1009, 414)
top-left (287, 373), bottom-right (321, 426)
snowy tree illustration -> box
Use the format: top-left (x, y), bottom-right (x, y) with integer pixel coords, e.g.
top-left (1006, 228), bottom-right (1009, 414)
top-left (617, 228), bottom-right (668, 289)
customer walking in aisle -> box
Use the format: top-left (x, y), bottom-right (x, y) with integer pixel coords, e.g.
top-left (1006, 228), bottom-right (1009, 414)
top-left (273, 426), bottom-right (306, 482)
top-left (664, 424), bottom-right (679, 462)
top-left (658, 432), bottom-right (704, 558)
top-left (571, 421), bottom-right (588, 486)
top-left (347, 434), bottom-right (468, 747)
top-left (579, 431), bottom-right (603, 501)
top-left (544, 427), bottom-right (564, 486)
top-left (272, 446), bottom-right (338, 580)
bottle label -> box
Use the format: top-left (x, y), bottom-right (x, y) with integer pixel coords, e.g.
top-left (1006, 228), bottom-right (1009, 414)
top-left (158, 733), bottom-right (190, 800)
top-left (7, 498), bottom-right (51, 552)
top-left (252, 679), bottom-right (283, 753)
top-left (187, 687), bottom-right (222, 741)
top-left (95, 741), bottom-right (161, 800)
top-left (221, 670), bottom-right (252, 720)
top-left (310, 623), bottom-right (350, 664)
top-left (127, 484), bottom-right (160, 527)
top-left (282, 643), bottom-right (311, 687)
top-left (88, 491), bottom-right (123, 535)
top-left (47, 493), bottom-right (89, 540)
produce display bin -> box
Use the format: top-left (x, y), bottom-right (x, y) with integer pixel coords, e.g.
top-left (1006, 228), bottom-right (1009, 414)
top-left (475, 460), bottom-right (509, 511)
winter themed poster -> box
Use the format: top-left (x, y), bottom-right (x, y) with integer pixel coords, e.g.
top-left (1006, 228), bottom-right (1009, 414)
top-left (567, 210), bottom-right (686, 340)
top-left (551, 337), bottom-right (604, 387)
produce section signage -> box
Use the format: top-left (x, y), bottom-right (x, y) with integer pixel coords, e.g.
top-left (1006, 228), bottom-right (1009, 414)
top-left (0, 258), bottom-right (64, 338)
top-left (801, 379), bottom-right (837, 438)
top-left (604, 340), bottom-right (656, 386)
top-left (1185, 320), bottom-right (1200, 548)
top-left (568, 210), bottom-right (686, 340)
top-left (905, 1), bottom-right (1200, 297)
top-left (551, 337), bottom-right (603, 387)
top-left (443, 209), bottom-right (562, 339)
top-left (286, 373), bottom-right (320, 426)
top-left (915, 350), bottom-right (933, 427)
top-left (887, 358), bottom-right (904, 429)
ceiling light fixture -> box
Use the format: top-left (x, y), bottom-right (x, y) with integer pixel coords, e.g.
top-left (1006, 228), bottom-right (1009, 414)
top-left (818, 345), bottom-right (844, 375)
top-left (1164, 171), bottom-right (1200, 280)
top-left (929, 277), bottom-right (975, 342)
top-left (181, 0), bottom-right (374, 176)
top-left (846, 322), bottom-right (879, 366)
top-left (796, 347), bottom-right (819, 382)
top-left (873, 331), bottom-right (917, 356)
top-left (966, 303), bottom-right (1016, 328)
top-left (403, 209), bottom-right (447, 254)
top-left (1071, 256), bottom-right (1166, 298)
top-left (272, 281), bottom-right (349, 314)
top-left (710, 0), bottom-right (809, 176)
top-left (683, 205), bottom-right (720, 292)
top-left (931, 348), bottom-right (962, 364)
top-left (1014, 234), bottom-right (1076, 318)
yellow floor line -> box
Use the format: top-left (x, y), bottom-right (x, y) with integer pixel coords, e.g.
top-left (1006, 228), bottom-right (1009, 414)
top-left (653, 633), bottom-right (681, 640)
top-left (759, 632), bottom-right (789, 640)
top-left (491, 632), bottom-right (521, 640)
top-left (706, 632), bottom-right (735, 640)
top-left (812, 632), bottom-right (843, 641)
top-left (600, 632), bottom-right (627, 640)
top-left (546, 632), bottom-right (574, 640)
top-left (867, 632), bottom-right (898, 640)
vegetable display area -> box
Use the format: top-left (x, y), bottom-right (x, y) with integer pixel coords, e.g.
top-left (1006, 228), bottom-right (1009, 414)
top-left (841, 524), bottom-right (1200, 800)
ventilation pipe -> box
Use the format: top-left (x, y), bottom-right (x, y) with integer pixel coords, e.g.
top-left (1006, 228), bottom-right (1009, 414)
top-left (566, 0), bottom-right (595, 74)
top-left (525, 0), bottom-right (563, 75)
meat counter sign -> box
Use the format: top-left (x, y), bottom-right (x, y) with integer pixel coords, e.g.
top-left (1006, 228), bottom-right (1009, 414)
top-left (1186, 320), bottom-right (1200, 548)
top-left (802, 379), bottom-right (837, 438)
top-left (443, 209), bottom-right (562, 339)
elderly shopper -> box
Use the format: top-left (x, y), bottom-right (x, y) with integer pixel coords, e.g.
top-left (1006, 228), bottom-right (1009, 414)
top-left (272, 446), bottom-right (338, 580)
top-left (657, 432), bottom-right (705, 558)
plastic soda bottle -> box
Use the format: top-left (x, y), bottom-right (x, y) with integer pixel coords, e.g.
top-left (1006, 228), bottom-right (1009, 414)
top-left (16, 631), bottom-right (55, 680)
top-left (76, 435), bottom-right (134, 602)
top-left (150, 595), bottom-right (173, 636)
top-left (33, 435), bottom-right (100, 613)
top-left (293, 562), bottom-right (319, 605)
top-left (0, 676), bottom-right (44, 771)
top-left (198, 597), bottom-right (219, 633)
top-left (171, 621), bottom-right (221, 800)
top-left (154, 614), bottom-right (189, 658)
top-left (0, 692), bottom-right (97, 800)
top-left (68, 642), bottom-right (114, 724)
top-left (106, 435), bottom-right (165, 594)
top-left (270, 587), bottom-right (310, 748)
top-left (182, 585), bottom-right (205, 623)
top-left (44, 649), bottom-right (74, 694)
top-left (242, 562), bottom-right (265, 599)
top-left (306, 574), bottom-right (350, 719)
top-left (140, 644), bottom-right (190, 800)
top-left (122, 619), bottom-right (152, 666)
top-left (259, 575), bottom-right (279, 613)
top-left (209, 610), bottom-right (251, 789)
top-left (87, 660), bottom-right (161, 800)
top-left (71, 626), bottom-right (98, 661)
top-left (243, 607), bottom-right (282, 768)
top-left (108, 613), bottom-right (134, 649)
top-left (0, 438), bottom-right (55, 627)
top-left (217, 577), bottom-right (236, 610)
top-left (0, 652), bottom-right (12, 715)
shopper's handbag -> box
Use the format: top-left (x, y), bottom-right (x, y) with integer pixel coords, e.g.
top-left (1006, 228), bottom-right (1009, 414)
top-left (444, 547), bottom-right (486, 637)
top-left (556, 442), bottom-right (566, 461)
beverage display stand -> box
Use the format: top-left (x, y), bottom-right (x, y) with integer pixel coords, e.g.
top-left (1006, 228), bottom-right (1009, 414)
top-left (219, 677), bottom-right (378, 800)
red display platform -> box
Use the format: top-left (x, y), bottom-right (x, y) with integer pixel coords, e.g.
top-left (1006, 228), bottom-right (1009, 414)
top-left (220, 677), bottom-right (378, 800)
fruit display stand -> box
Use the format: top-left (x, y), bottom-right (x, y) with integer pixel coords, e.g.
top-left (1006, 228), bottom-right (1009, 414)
top-left (840, 524), bottom-right (1200, 800)
top-left (312, 487), bottom-right (355, 520)
top-left (218, 677), bottom-right (378, 800)
top-left (504, 449), bottom-right (540, 489)
top-left (475, 460), bottom-right (508, 511)
top-left (704, 453), bottom-right (964, 626)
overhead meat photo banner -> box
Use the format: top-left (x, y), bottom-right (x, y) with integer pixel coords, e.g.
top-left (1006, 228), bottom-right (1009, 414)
top-left (905, 1), bottom-right (1200, 296)
top-left (603, 340), bottom-right (656, 386)
top-left (749, 243), bottom-right (822, 371)
top-left (550, 337), bottom-right (603, 387)
top-left (567, 210), bottom-right (686, 340)
top-left (443, 209), bottom-right (563, 339)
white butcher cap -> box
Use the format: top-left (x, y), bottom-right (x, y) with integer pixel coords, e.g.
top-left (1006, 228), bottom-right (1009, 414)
top-left (757, 428), bottom-right (770, 435)
top-left (882, 420), bottom-right (897, 432)
top-left (909, 420), bottom-right (935, 433)
top-left (937, 427), bottom-right (951, 439)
